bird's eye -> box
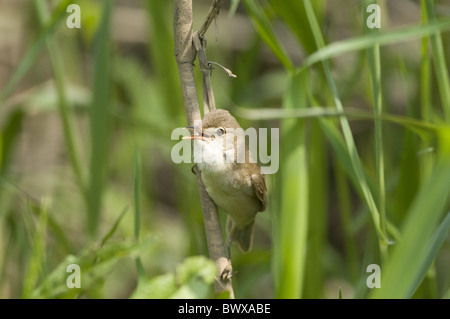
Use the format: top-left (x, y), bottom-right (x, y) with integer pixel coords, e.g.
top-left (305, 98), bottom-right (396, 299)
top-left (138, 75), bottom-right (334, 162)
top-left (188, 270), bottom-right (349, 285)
top-left (216, 128), bottom-right (225, 136)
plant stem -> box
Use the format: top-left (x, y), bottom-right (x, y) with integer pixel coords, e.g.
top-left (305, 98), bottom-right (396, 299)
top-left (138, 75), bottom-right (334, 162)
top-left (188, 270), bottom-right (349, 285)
top-left (173, 0), bottom-right (234, 298)
top-left (33, 0), bottom-right (87, 202)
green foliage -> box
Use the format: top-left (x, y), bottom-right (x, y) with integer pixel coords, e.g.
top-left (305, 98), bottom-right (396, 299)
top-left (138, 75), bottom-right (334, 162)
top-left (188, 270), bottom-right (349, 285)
top-left (131, 256), bottom-right (216, 299)
top-left (242, 0), bottom-right (294, 71)
top-left (371, 159), bottom-right (450, 298)
top-left (242, 0), bottom-right (450, 298)
top-left (31, 236), bottom-right (157, 299)
top-left (87, 0), bottom-right (114, 238)
top-left (273, 72), bottom-right (308, 298)
top-left (0, 0), bottom-right (449, 299)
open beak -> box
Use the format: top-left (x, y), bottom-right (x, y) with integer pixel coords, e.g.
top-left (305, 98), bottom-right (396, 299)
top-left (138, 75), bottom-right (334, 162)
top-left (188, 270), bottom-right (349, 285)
top-left (182, 126), bottom-right (205, 140)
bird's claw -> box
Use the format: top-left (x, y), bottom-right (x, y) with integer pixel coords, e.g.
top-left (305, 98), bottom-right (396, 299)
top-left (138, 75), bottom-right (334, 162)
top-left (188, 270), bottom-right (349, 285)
top-left (220, 260), bottom-right (233, 281)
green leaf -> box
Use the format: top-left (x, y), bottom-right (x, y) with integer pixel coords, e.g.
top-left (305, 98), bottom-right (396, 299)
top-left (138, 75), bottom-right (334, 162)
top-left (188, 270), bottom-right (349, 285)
top-left (371, 157), bottom-right (450, 298)
top-left (170, 256), bottom-right (217, 299)
top-left (300, 19), bottom-right (450, 72)
top-left (131, 273), bottom-right (177, 299)
top-left (131, 256), bottom-right (217, 299)
top-left (364, 0), bottom-right (387, 252)
top-left (242, 0), bottom-right (294, 71)
top-left (274, 71), bottom-right (308, 298)
top-left (32, 236), bottom-right (157, 298)
top-left (87, 0), bottom-right (114, 238)
top-left (22, 196), bottom-right (51, 298)
top-left (267, 0), bottom-right (323, 55)
top-left (100, 206), bottom-right (129, 247)
top-left (229, 0), bottom-right (241, 17)
top-left (0, 110), bottom-right (24, 174)
top-left (0, 0), bottom-right (74, 103)
top-left (405, 211), bottom-right (450, 298)
top-left (303, 120), bottom-right (328, 298)
top-left (303, 0), bottom-right (387, 244)
top-left (424, 0), bottom-right (450, 122)
top-left (34, 0), bottom-right (86, 206)
top-left (235, 106), bottom-right (439, 139)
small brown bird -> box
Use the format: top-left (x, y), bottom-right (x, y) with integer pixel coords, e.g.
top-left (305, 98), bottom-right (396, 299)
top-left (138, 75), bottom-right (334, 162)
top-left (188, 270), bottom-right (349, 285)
top-left (184, 109), bottom-right (267, 255)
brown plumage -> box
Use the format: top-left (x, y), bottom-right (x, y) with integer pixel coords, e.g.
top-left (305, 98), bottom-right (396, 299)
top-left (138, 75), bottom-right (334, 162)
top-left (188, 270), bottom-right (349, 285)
top-left (195, 109), bottom-right (267, 253)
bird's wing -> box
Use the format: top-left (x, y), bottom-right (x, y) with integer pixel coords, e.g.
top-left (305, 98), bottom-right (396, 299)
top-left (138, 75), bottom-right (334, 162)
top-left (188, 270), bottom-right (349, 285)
top-left (251, 172), bottom-right (267, 212)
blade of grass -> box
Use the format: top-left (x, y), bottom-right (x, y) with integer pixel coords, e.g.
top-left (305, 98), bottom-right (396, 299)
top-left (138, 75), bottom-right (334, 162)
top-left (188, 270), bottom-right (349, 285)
top-left (134, 147), bottom-right (146, 283)
top-left (134, 148), bottom-right (141, 240)
top-left (0, 178), bottom-right (76, 255)
top-left (0, 110), bottom-right (24, 174)
top-left (364, 0), bottom-right (387, 258)
top-left (28, 197), bottom-right (75, 254)
top-left (299, 19), bottom-right (450, 72)
top-left (419, 0), bottom-right (434, 182)
top-left (274, 71), bottom-right (308, 298)
top-left (33, 0), bottom-right (87, 203)
top-left (420, 0), bottom-right (433, 124)
top-left (267, 0), bottom-right (323, 55)
top-left (22, 196), bottom-right (51, 299)
top-left (424, 0), bottom-right (450, 123)
top-left (87, 0), bottom-right (114, 238)
top-left (0, 0), bottom-right (75, 103)
top-left (242, 0), bottom-right (294, 72)
top-left (33, 236), bottom-right (157, 298)
top-left (371, 157), bottom-right (450, 298)
top-left (100, 206), bottom-right (128, 247)
top-left (236, 106), bottom-right (440, 151)
top-left (316, 116), bottom-right (400, 250)
top-left (303, 120), bottom-right (327, 298)
top-left (393, 59), bottom-right (421, 223)
top-left (406, 211), bottom-right (450, 298)
top-left (334, 157), bottom-right (359, 283)
top-left (229, 0), bottom-right (240, 17)
top-left (146, 0), bottom-right (182, 118)
top-left (303, 0), bottom-right (387, 246)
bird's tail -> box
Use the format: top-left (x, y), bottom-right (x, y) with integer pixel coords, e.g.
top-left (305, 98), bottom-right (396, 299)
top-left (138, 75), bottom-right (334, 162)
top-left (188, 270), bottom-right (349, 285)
top-left (227, 217), bottom-right (255, 253)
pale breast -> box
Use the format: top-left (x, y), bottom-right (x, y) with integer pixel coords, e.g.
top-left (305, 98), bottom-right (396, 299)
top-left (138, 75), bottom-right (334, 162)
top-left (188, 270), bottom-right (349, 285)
top-left (200, 165), bottom-right (258, 227)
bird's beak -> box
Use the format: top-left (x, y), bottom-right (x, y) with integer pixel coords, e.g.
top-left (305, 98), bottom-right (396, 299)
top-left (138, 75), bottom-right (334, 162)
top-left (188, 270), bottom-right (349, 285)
top-left (182, 126), bottom-right (205, 140)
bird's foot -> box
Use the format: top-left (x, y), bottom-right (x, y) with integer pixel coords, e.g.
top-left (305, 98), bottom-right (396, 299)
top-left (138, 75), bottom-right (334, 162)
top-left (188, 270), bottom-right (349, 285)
top-left (220, 259), bottom-right (233, 281)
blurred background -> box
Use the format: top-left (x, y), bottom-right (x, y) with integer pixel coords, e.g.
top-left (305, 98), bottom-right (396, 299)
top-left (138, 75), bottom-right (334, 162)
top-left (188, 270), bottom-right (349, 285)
top-left (0, 0), bottom-right (449, 299)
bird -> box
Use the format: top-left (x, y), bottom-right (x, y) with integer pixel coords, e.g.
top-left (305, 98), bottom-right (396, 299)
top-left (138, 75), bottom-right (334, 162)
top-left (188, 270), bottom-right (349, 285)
top-left (183, 109), bottom-right (267, 256)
